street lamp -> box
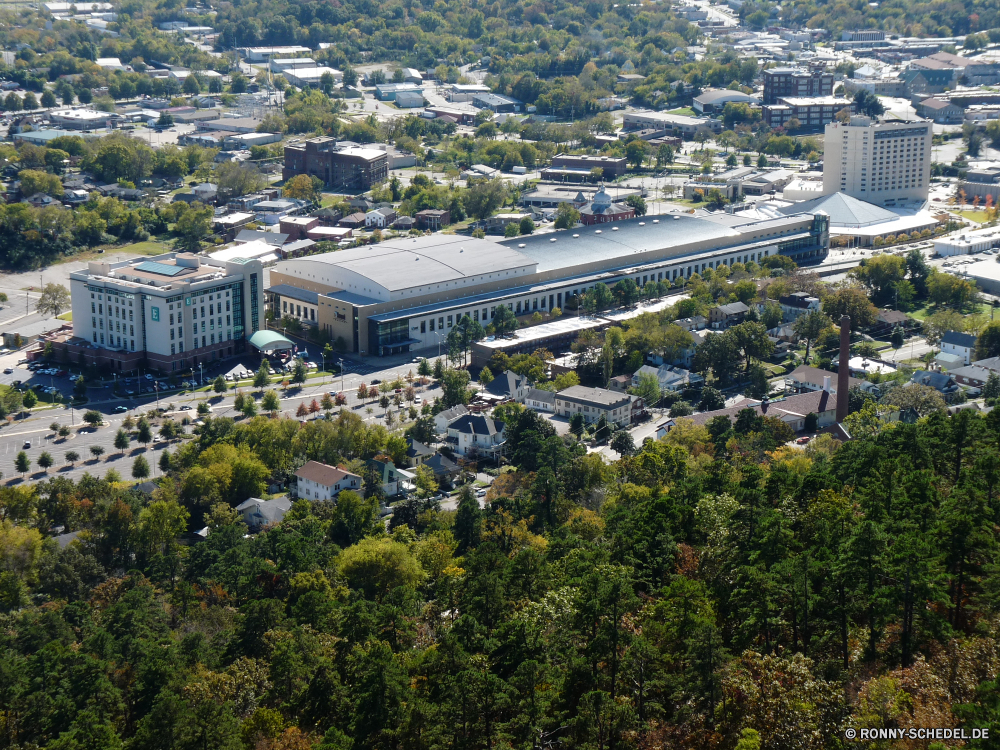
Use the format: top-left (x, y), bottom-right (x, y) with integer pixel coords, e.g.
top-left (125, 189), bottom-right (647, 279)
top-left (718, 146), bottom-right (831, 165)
top-left (339, 358), bottom-right (345, 394)
top-left (198, 362), bottom-right (203, 386)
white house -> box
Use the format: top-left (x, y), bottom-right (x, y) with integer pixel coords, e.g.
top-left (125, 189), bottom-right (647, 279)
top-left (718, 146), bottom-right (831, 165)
top-left (940, 330), bottom-right (977, 366)
top-left (632, 364), bottom-right (702, 393)
top-left (446, 414), bottom-right (506, 457)
top-left (294, 460), bottom-right (361, 500)
top-left (434, 404), bottom-right (468, 434)
top-left (236, 497), bottom-right (293, 531)
top-left (523, 387), bottom-right (556, 412)
top-left (365, 207), bottom-right (397, 229)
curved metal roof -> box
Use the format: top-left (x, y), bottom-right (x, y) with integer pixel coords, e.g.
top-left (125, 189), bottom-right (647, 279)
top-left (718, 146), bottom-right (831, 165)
top-left (248, 330), bottom-right (295, 351)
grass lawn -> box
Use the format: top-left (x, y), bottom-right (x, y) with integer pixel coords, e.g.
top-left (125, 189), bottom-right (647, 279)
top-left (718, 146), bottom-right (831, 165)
top-left (668, 107), bottom-right (696, 116)
top-left (907, 301), bottom-right (993, 321)
top-left (57, 311), bottom-right (72, 321)
top-left (960, 210), bottom-right (990, 223)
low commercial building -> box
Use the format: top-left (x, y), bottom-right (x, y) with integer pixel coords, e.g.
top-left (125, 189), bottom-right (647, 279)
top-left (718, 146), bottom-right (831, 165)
top-left (294, 461), bottom-right (361, 500)
top-left (242, 46), bottom-right (311, 62)
top-left (543, 154), bottom-right (628, 181)
top-left (268, 284), bottom-right (318, 326)
top-left (375, 83), bottom-right (422, 101)
top-left (692, 89), bottom-right (760, 113)
top-left (63, 252), bottom-right (264, 373)
top-left (622, 111), bottom-right (723, 136)
top-left (283, 137), bottom-right (389, 190)
top-left (554, 385), bottom-right (633, 429)
top-left (49, 108), bottom-right (119, 129)
top-left (933, 226), bottom-right (1000, 256)
top-left (394, 90), bottom-right (425, 108)
top-left (283, 66), bottom-right (343, 88)
top-left (472, 93), bottom-right (521, 112)
top-left (448, 83), bottom-right (490, 102)
top-left (196, 117), bottom-right (263, 134)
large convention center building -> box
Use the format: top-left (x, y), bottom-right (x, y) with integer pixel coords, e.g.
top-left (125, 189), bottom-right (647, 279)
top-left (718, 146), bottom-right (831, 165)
top-left (267, 210), bottom-right (829, 357)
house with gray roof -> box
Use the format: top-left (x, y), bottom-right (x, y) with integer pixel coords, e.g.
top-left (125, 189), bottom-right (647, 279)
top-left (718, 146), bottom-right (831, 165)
top-left (940, 330), bottom-right (976, 365)
top-left (236, 497), bottom-right (293, 531)
top-left (709, 301), bottom-right (749, 329)
top-left (446, 414), bottom-right (506, 458)
top-left (434, 404), bottom-right (469, 434)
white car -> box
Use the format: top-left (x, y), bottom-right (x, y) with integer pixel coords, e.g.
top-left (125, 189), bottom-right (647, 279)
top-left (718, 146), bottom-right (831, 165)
top-left (145, 374), bottom-right (153, 380)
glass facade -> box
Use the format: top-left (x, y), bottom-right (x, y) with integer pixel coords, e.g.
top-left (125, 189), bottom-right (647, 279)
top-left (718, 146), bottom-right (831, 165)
top-left (369, 318), bottom-right (412, 356)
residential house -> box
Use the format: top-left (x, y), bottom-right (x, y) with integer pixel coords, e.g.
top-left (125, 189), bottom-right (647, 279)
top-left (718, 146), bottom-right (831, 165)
top-left (785, 365), bottom-right (876, 394)
top-left (554, 385), bottom-right (633, 429)
top-left (709, 301), bottom-right (750, 329)
top-left (423, 452), bottom-right (462, 486)
top-left (950, 364), bottom-right (991, 388)
top-left (405, 438), bottom-right (436, 467)
top-left (294, 460), bottom-right (361, 500)
top-left (236, 497), bottom-right (293, 531)
top-left (935, 352), bottom-right (966, 371)
top-left (434, 404), bottom-right (469, 434)
top-left (366, 207), bottom-right (397, 229)
top-left (446, 414), bottom-right (506, 458)
top-left (482, 370), bottom-right (529, 402)
top-left (366, 459), bottom-right (414, 498)
top-left (910, 369), bottom-right (960, 396)
top-left (339, 212), bottom-right (367, 229)
top-left (778, 291), bottom-right (821, 320)
top-left (632, 364), bottom-right (702, 393)
top-left (608, 375), bottom-right (631, 392)
top-left (392, 216), bottom-right (416, 231)
top-left (22, 193), bottom-right (59, 208)
top-left (940, 330), bottom-right (976, 366)
top-left (656, 389), bottom-right (839, 438)
top-left (974, 356), bottom-right (1000, 374)
top-left (876, 308), bottom-right (915, 331)
top-left (192, 182), bottom-right (218, 203)
top-left (523, 387), bottom-right (556, 412)
top-left (415, 209), bottom-right (450, 230)
top-left (674, 316), bottom-right (707, 331)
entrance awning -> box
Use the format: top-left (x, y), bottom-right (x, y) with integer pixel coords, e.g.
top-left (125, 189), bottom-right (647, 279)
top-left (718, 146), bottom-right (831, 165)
top-left (248, 330), bottom-right (295, 352)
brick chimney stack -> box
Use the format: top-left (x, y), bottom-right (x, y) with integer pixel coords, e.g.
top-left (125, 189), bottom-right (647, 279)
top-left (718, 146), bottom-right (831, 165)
top-left (837, 315), bottom-right (850, 423)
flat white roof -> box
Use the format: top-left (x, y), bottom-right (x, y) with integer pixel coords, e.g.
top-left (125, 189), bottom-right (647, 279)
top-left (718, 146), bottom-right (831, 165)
top-left (210, 240), bottom-right (279, 262)
top-left (51, 108), bottom-right (108, 120)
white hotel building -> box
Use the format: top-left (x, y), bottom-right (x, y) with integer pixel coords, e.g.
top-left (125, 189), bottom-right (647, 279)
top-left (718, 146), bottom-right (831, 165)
top-left (823, 115), bottom-right (932, 207)
top-left (64, 253), bottom-right (264, 373)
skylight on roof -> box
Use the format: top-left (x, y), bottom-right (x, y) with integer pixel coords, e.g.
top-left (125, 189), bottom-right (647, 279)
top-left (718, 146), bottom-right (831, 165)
top-left (134, 261), bottom-right (187, 277)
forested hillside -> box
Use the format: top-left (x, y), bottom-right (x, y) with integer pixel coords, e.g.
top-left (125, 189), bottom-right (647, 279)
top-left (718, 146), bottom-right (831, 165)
top-left (1, 405), bottom-right (1000, 749)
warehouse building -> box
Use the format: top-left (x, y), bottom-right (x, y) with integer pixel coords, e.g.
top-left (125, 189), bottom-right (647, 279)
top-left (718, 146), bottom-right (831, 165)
top-left (266, 211), bottom-right (830, 357)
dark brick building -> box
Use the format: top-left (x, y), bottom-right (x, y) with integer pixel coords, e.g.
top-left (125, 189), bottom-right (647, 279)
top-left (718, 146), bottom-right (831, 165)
top-left (283, 137), bottom-right (389, 191)
top-left (762, 67), bottom-right (835, 104)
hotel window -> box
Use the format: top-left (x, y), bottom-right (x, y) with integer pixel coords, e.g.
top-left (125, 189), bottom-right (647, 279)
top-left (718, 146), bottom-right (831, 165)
top-left (178, 312), bottom-right (182, 323)
top-left (92, 317), bottom-right (96, 328)
top-left (170, 329), bottom-right (175, 340)
top-left (100, 334), bottom-right (104, 344)
top-left (421, 320), bottom-right (426, 333)
top-left (93, 332), bottom-right (97, 342)
top-left (429, 319), bottom-right (435, 331)
top-left (171, 344), bottom-right (176, 354)
top-left (91, 302), bottom-right (95, 313)
top-left (179, 341), bottom-right (184, 352)
top-left (170, 314), bottom-right (174, 325)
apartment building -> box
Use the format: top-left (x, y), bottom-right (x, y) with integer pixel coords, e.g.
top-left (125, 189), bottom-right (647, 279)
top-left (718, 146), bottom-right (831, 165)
top-left (762, 67), bottom-right (835, 105)
top-left (823, 116), bottom-right (932, 207)
top-left (65, 253), bottom-right (264, 373)
top-left (283, 137), bottom-right (389, 191)
top-left (554, 386), bottom-right (633, 429)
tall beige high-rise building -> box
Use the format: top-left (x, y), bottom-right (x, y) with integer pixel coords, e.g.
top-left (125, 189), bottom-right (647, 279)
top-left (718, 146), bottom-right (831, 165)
top-left (823, 116), bottom-right (932, 207)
